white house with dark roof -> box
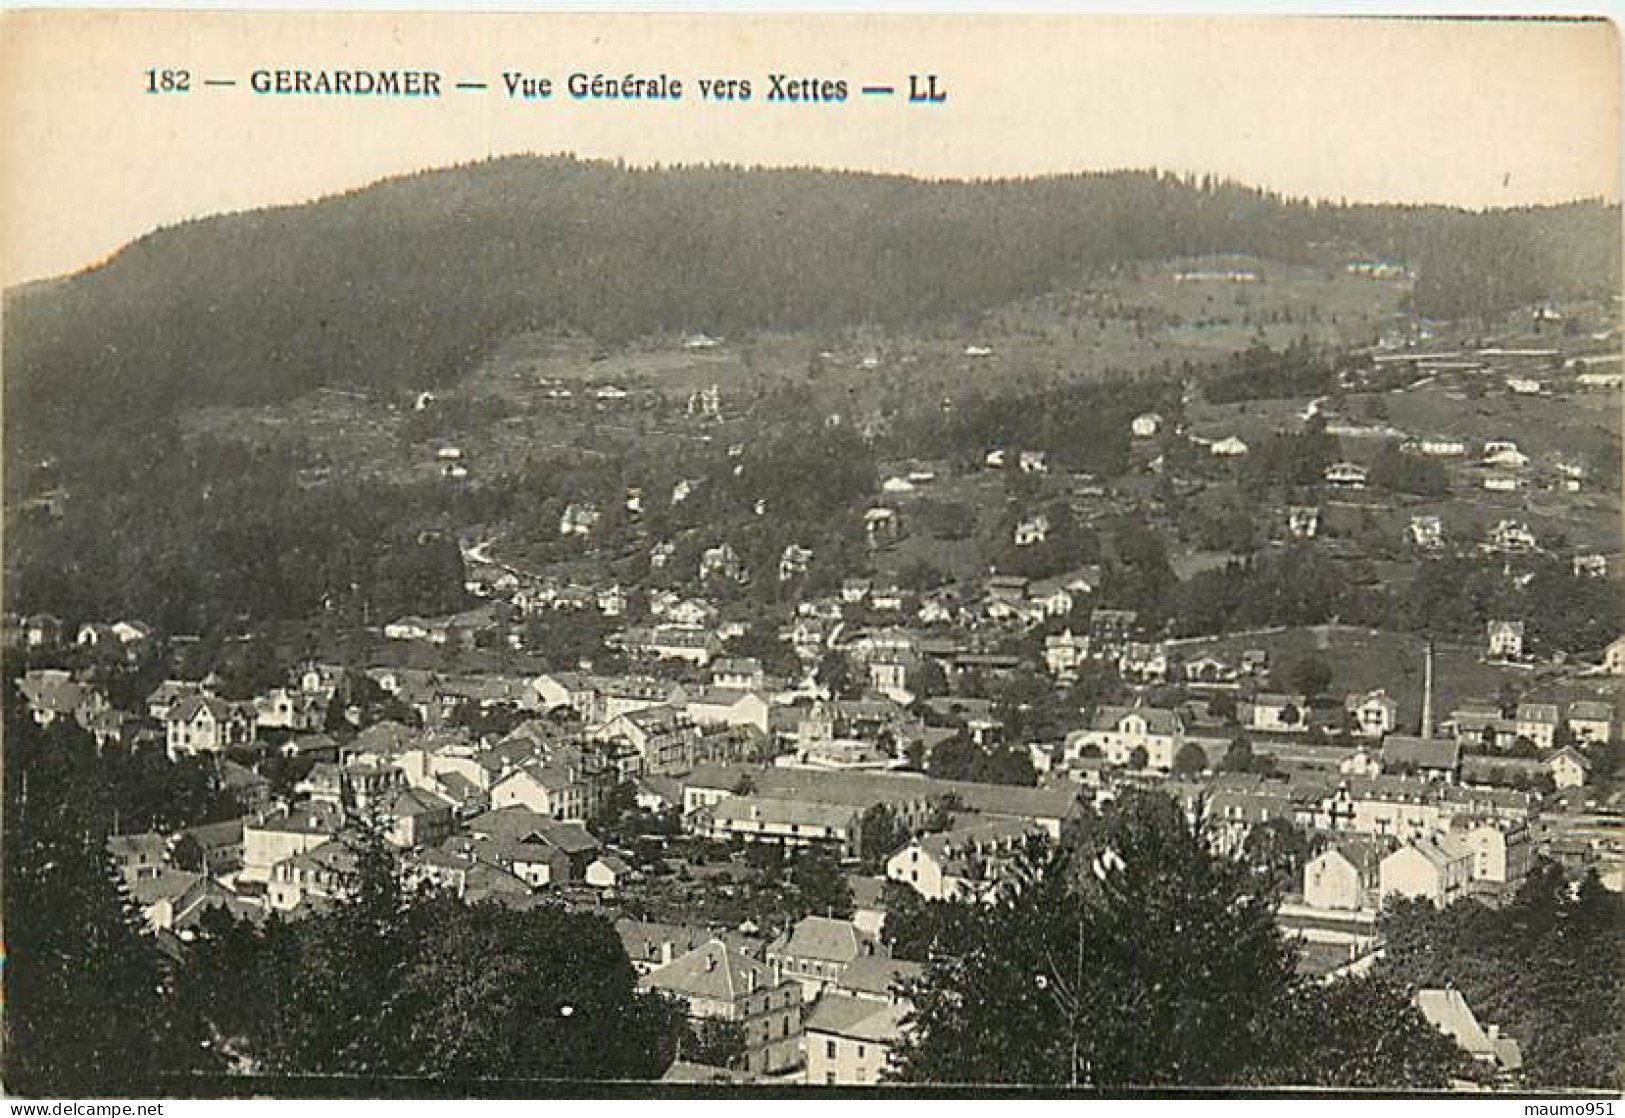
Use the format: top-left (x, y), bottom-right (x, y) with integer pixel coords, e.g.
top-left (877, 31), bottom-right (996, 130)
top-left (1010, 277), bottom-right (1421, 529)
top-left (1070, 704), bottom-right (1185, 770)
top-left (767, 915), bottom-right (888, 1000)
top-left (165, 695), bottom-right (256, 758)
top-left (1567, 701), bottom-right (1614, 744)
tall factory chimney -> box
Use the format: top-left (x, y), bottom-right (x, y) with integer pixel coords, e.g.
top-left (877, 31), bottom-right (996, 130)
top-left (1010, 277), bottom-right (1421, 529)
top-left (1420, 640), bottom-right (1436, 740)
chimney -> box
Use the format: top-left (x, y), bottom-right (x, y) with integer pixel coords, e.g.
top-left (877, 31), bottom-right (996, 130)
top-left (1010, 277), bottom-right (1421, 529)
top-left (1420, 640), bottom-right (1435, 740)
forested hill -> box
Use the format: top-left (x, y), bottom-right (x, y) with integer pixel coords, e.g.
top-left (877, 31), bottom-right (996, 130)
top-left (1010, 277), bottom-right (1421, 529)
top-left (3, 155), bottom-right (1618, 452)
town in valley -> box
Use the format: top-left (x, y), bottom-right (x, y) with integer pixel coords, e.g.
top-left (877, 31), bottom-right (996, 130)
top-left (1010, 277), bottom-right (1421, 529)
top-left (3, 158), bottom-right (1622, 1093)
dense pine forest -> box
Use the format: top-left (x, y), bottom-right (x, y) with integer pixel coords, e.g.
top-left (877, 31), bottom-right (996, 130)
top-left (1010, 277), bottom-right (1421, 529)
top-left (5, 157), bottom-right (1618, 457)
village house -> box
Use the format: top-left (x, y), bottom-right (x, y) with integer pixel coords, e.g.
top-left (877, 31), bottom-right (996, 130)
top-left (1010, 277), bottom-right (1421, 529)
top-left (1513, 703), bottom-right (1561, 750)
top-left (1013, 513), bottom-right (1051, 547)
top-left (1456, 819), bottom-right (1534, 890)
top-left (1070, 704), bottom-right (1185, 771)
top-left (766, 915), bottom-right (889, 1000)
top-left (1378, 834), bottom-right (1473, 906)
top-left (1380, 735), bottom-right (1461, 782)
top-left (1548, 747), bottom-right (1592, 790)
top-left (779, 544), bottom-right (814, 582)
top-left (1089, 609), bottom-right (1139, 663)
top-left (1566, 700), bottom-right (1614, 744)
top-left (490, 760), bottom-right (598, 822)
top-left (18, 669), bottom-right (110, 731)
top-left (885, 818), bottom-right (1039, 903)
top-left (107, 832), bottom-right (169, 885)
top-left (1302, 837), bottom-right (1389, 912)
top-left (165, 695), bottom-right (256, 759)
top-left (1131, 412), bottom-right (1162, 438)
top-left (1345, 690), bottom-right (1399, 738)
top-left (240, 803), bottom-right (346, 884)
top-left (1118, 641), bottom-right (1170, 684)
top-left (640, 940), bottom-right (804, 1078)
top-left (1209, 436), bottom-right (1250, 458)
top-left (803, 994), bottom-right (909, 1086)
top-left (594, 705), bottom-right (700, 776)
top-left (1246, 692), bottom-right (1311, 734)
top-left (1043, 629), bottom-right (1089, 680)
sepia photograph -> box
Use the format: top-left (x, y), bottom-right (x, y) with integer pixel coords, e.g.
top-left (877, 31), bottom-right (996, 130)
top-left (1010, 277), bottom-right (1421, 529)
top-left (0, 8), bottom-right (1620, 1102)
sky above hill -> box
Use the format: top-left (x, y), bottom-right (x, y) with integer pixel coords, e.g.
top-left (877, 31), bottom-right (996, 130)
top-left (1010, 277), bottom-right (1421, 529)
top-left (0, 12), bottom-right (1618, 287)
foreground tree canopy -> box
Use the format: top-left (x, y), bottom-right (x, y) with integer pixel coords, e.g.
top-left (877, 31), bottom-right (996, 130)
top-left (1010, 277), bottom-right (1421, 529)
top-left (886, 792), bottom-right (1470, 1088)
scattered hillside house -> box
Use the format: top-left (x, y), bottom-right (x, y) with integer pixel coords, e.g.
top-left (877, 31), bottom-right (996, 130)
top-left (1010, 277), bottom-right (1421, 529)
top-left (639, 940), bottom-right (804, 1078)
top-left (1548, 747), bottom-right (1592, 790)
top-left (1379, 835), bottom-right (1472, 906)
top-left (1247, 693), bottom-right (1311, 734)
top-left (779, 544), bottom-right (814, 582)
top-left (700, 543), bottom-right (747, 583)
top-left (1380, 735), bottom-right (1461, 782)
top-left (1345, 690), bottom-right (1400, 739)
top-left (559, 502), bottom-right (601, 537)
top-left (585, 854), bottom-right (634, 889)
top-left (1118, 641), bottom-right (1169, 684)
top-left (1505, 376), bottom-right (1544, 396)
top-left (1512, 703), bottom-right (1560, 750)
top-left (107, 832), bottom-right (170, 885)
top-left (1409, 515), bottom-right (1445, 550)
top-left (1182, 653), bottom-right (1239, 686)
top-left (1412, 989), bottom-right (1524, 1078)
top-left (1487, 520), bottom-right (1537, 554)
top-left (146, 679), bottom-right (205, 721)
top-left (1013, 513), bottom-right (1051, 547)
top-left (885, 818), bottom-right (1039, 903)
top-left (1572, 553), bottom-right (1610, 579)
top-left (804, 993), bottom-right (909, 1086)
top-left (1302, 837), bottom-right (1388, 911)
top-left (166, 696), bottom-right (256, 759)
top-left (1089, 609), bottom-right (1139, 662)
top-left (983, 448), bottom-right (1008, 470)
top-left (1131, 412), bottom-right (1163, 438)
top-left (1044, 630), bottom-right (1089, 679)
top-left (1286, 505), bottom-right (1320, 540)
top-left (18, 669), bottom-right (110, 730)
top-left (1418, 437), bottom-right (1467, 457)
top-left (1486, 620), bottom-right (1526, 661)
top-left (1017, 450), bottom-right (1049, 475)
top-left (21, 614), bottom-right (63, 649)
top-left (1026, 577), bottom-right (1076, 619)
top-left (1483, 475), bottom-right (1521, 493)
top-left (1209, 436), bottom-right (1250, 458)
top-left (880, 474), bottom-right (916, 496)
top-left (1323, 462), bottom-right (1369, 488)
top-left (1482, 441), bottom-right (1529, 469)
top-left (1567, 701), bottom-right (1615, 744)
top-left (253, 687), bottom-right (326, 732)
top-left (1071, 704), bottom-right (1185, 770)
top-left (767, 915), bottom-right (888, 1000)
top-left (863, 507), bottom-right (900, 543)
top-left (1606, 635), bottom-right (1625, 675)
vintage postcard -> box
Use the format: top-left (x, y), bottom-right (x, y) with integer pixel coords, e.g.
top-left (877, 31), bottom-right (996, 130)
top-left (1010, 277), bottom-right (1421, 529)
top-left (0, 8), bottom-right (1620, 1103)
